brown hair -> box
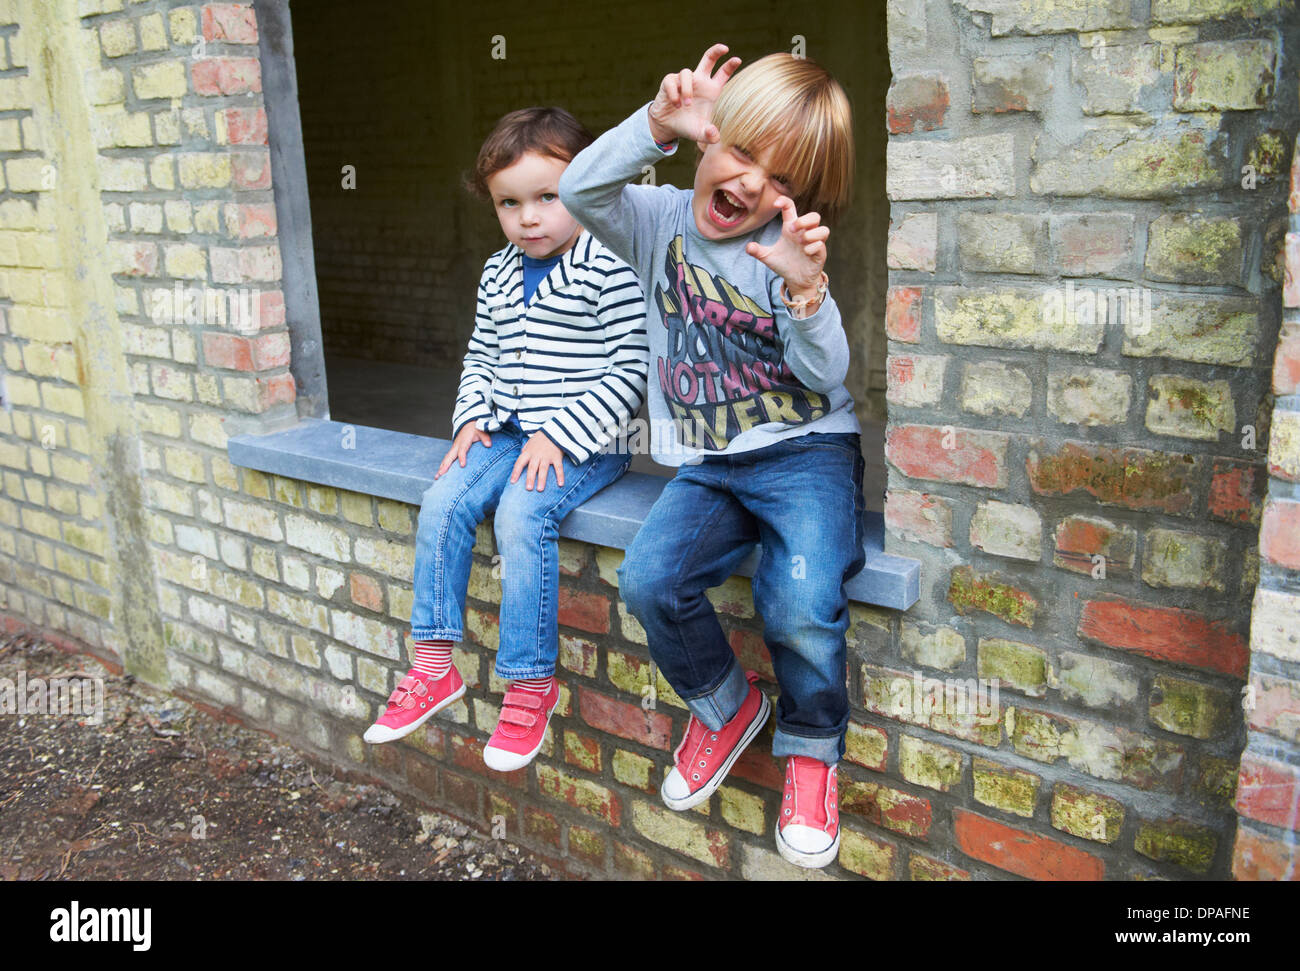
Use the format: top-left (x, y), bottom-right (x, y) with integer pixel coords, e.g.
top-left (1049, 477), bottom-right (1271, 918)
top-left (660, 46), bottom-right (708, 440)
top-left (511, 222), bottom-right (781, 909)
top-left (708, 53), bottom-right (855, 225)
top-left (465, 107), bottom-right (594, 200)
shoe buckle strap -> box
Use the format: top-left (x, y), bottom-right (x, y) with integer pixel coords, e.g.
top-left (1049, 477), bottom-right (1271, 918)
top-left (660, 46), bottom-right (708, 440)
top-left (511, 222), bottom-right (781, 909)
top-left (502, 690), bottom-right (543, 710)
top-left (498, 707), bottom-right (537, 728)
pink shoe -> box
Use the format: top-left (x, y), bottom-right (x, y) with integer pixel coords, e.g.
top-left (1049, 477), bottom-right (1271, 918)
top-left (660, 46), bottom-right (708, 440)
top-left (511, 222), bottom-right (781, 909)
top-left (775, 756), bottom-right (840, 869)
top-left (483, 680), bottom-right (559, 771)
top-left (660, 670), bottom-right (770, 811)
top-left (363, 666), bottom-right (465, 743)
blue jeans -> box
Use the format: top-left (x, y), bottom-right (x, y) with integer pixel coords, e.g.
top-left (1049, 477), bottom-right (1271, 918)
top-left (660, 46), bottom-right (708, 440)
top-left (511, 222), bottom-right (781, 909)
top-left (618, 432), bottom-right (866, 764)
top-left (409, 415), bottom-right (631, 679)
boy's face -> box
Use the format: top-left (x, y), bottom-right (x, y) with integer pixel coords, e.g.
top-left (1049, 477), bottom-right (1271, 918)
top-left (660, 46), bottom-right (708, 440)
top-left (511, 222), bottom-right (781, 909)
top-left (691, 138), bottom-right (796, 241)
top-left (487, 151), bottom-right (582, 259)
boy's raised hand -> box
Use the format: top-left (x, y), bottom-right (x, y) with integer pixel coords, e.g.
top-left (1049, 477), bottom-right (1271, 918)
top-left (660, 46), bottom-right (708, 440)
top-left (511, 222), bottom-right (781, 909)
top-left (648, 43), bottom-right (742, 146)
top-left (745, 196), bottom-right (830, 300)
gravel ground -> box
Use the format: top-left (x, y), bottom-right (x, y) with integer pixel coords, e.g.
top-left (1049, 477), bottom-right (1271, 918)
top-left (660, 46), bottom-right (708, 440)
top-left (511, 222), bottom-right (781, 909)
top-left (0, 631), bottom-right (562, 881)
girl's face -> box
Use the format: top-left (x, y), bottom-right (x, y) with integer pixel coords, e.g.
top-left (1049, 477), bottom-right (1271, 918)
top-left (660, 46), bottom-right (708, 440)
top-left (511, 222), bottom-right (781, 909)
top-left (486, 151), bottom-right (582, 260)
top-left (691, 137), bottom-right (797, 240)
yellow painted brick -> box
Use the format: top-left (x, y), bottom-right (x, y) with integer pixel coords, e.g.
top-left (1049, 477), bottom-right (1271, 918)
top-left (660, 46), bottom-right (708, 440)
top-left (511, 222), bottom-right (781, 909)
top-left (17, 233), bottom-right (61, 269)
top-left (377, 499), bottom-right (412, 534)
top-left (133, 61), bottom-right (187, 100)
top-left (594, 545), bottom-right (622, 586)
top-left (612, 748), bottom-right (654, 790)
top-left (21, 342), bottom-right (77, 381)
top-left (163, 446), bottom-right (206, 483)
top-left (178, 153), bottom-right (230, 189)
top-left (91, 105), bottom-right (152, 148)
top-left (0, 198), bottom-right (39, 229)
top-left (617, 601), bottom-right (647, 645)
top-left (163, 242), bottom-right (205, 279)
top-left (306, 484), bottom-right (337, 516)
top-left (3, 156), bottom-right (44, 192)
top-left (84, 67), bottom-right (126, 106)
top-left (99, 19), bottom-right (137, 58)
top-left (168, 7), bottom-right (197, 44)
top-left (719, 785), bottom-right (766, 835)
top-left (340, 491), bottom-right (372, 526)
top-left (706, 574), bottom-right (755, 619)
top-left (42, 385), bottom-right (86, 419)
top-left (0, 119), bottom-right (19, 152)
top-left (139, 12), bottom-right (168, 50)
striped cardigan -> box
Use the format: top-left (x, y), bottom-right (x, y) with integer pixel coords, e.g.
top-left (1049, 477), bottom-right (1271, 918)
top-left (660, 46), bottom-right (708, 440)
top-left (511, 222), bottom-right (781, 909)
top-left (451, 230), bottom-right (649, 465)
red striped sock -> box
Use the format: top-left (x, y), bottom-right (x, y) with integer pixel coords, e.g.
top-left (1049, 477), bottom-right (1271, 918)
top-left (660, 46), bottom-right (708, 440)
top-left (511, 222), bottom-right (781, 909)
top-left (512, 675), bottom-right (554, 695)
top-left (412, 640), bottom-right (454, 679)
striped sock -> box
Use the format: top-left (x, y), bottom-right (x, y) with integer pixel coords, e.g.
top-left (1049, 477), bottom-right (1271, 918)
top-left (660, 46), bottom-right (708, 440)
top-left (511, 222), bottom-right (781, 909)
top-left (412, 640), bottom-right (454, 679)
top-left (511, 675), bottom-right (554, 695)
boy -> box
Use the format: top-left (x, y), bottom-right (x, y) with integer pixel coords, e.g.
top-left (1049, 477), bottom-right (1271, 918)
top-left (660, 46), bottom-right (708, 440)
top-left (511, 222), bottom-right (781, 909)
top-left (559, 45), bottom-right (865, 868)
top-left (364, 108), bottom-right (648, 773)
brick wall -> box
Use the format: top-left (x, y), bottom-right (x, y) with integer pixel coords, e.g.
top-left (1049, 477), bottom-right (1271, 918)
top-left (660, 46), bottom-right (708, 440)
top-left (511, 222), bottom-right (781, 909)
top-left (1, 0), bottom-right (1296, 880)
top-left (1231, 130), bottom-right (1300, 879)
top-left (882, 0), bottom-right (1296, 879)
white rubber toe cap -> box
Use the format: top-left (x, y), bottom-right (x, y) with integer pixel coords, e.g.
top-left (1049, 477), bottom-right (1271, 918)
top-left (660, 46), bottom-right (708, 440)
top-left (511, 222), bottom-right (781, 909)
top-left (776, 823), bottom-right (840, 869)
top-left (661, 767), bottom-right (694, 803)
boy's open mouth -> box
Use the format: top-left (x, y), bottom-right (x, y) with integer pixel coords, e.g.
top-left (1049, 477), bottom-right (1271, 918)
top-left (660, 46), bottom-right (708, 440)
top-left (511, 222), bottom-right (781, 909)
top-left (709, 188), bottom-right (748, 228)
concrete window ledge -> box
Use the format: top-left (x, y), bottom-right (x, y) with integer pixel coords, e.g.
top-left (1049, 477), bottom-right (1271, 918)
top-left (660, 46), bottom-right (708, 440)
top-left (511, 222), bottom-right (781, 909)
top-left (227, 418), bottom-right (920, 610)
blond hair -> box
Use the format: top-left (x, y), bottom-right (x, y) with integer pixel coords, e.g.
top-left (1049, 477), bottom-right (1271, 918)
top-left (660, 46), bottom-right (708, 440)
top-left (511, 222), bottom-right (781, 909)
top-left (708, 53), bottom-right (854, 226)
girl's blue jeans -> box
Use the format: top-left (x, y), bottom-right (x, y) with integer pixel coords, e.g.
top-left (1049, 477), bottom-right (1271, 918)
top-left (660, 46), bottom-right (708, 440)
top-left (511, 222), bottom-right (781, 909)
top-left (618, 431), bottom-right (867, 765)
top-left (408, 415), bottom-right (631, 680)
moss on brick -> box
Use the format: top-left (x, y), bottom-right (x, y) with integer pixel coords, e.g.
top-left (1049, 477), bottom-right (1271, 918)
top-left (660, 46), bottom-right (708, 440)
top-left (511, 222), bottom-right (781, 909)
top-left (973, 758), bottom-right (1040, 817)
top-left (948, 566), bottom-right (1037, 627)
top-left (1135, 819), bottom-right (1218, 874)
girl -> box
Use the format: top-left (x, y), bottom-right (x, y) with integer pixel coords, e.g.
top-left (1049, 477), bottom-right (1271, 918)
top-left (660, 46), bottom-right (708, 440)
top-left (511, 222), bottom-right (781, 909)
top-left (364, 108), bottom-right (648, 771)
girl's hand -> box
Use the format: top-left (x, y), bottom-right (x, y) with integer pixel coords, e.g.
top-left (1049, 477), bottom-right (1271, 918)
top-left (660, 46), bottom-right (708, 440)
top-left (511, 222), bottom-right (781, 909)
top-left (436, 423), bottom-right (492, 479)
top-left (745, 196), bottom-right (830, 299)
top-left (648, 43), bottom-right (743, 146)
top-left (511, 431), bottom-right (566, 492)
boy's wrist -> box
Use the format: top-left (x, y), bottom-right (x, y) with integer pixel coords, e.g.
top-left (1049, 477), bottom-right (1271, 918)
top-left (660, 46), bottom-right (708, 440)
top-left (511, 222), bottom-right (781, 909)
top-left (646, 106), bottom-right (677, 148)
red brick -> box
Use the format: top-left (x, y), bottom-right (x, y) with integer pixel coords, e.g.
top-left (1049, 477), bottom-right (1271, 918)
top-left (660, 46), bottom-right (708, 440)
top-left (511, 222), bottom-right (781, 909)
top-left (191, 56), bottom-right (262, 95)
top-left (728, 628), bottom-right (775, 680)
top-left (1236, 754), bottom-right (1300, 832)
top-left (954, 809), bottom-right (1104, 880)
top-left (841, 780), bottom-right (933, 839)
top-left (1027, 441), bottom-right (1200, 515)
top-left (256, 372), bottom-right (297, 411)
top-left (909, 853), bottom-right (971, 881)
top-left (202, 332), bottom-right (253, 371)
top-left (203, 4), bottom-right (259, 44)
top-left (1077, 598), bottom-right (1247, 678)
top-left (402, 753), bottom-right (438, 800)
top-left (449, 733), bottom-right (527, 788)
top-left (440, 771), bottom-right (481, 816)
top-left (662, 864), bottom-right (708, 881)
top-left (729, 742), bottom-right (784, 792)
top-left (349, 572), bottom-right (383, 612)
top-left (231, 150), bottom-right (272, 190)
top-left (1208, 461), bottom-right (1264, 525)
top-left (557, 587), bottom-right (611, 634)
top-left (228, 202), bottom-right (277, 239)
top-left (886, 286), bottom-right (923, 343)
top-left (536, 764), bottom-right (622, 827)
top-left (1053, 515), bottom-right (1135, 575)
top-left (1274, 324), bottom-right (1300, 395)
top-left (1232, 825), bottom-right (1300, 881)
top-left (886, 425), bottom-right (1007, 488)
top-left (1260, 499), bottom-right (1300, 570)
top-left (579, 689), bottom-right (672, 749)
top-left (563, 731), bottom-right (602, 773)
top-left (222, 106), bottom-right (268, 145)
top-left (1249, 673), bottom-right (1300, 741)
top-left (886, 74), bottom-right (949, 134)
top-left (885, 490), bottom-right (955, 548)
top-left (613, 841), bottom-right (657, 879)
top-left (523, 806), bottom-right (561, 847)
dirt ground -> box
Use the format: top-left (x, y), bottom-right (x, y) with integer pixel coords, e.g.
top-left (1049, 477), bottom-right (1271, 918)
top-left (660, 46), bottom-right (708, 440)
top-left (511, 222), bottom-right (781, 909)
top-left (0, 631), bottom-right (561, 881)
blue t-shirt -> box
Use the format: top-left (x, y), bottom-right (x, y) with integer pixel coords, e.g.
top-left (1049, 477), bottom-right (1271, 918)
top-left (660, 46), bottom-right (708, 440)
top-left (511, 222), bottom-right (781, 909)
top-left (522, 253), bottom-right (563, 306)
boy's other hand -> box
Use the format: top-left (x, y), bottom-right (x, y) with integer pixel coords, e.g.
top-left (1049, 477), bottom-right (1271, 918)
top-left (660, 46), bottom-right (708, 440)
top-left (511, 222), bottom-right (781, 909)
top-left (511, 431), bottom-right (566, 492)
top-left (648, 43), bottom-right (742, 146)
top-left (436, 423), bottom-right (493, 479)
top-left (745, 196), bottom-right (830, 298)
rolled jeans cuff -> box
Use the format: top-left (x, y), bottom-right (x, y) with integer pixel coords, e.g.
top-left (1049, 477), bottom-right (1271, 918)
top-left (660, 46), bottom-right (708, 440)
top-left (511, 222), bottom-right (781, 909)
top-left (771, 726), bottom-right (845, 765)
top-left (683, 657), bottom-right (749, 731)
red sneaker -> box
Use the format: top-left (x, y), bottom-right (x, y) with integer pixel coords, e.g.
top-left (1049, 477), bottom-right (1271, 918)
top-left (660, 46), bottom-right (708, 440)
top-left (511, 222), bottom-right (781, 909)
top-left (363, 666), bottom-right (465, 744)
top-left (660, 670), bottom-right (770, 811)
top-left (775, 756), bottom-right (840, 869)
top-left (483, 680), bottom-right (560, 771)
